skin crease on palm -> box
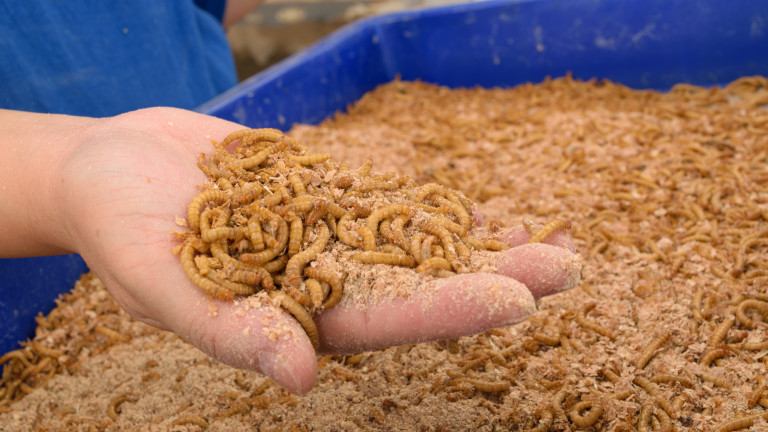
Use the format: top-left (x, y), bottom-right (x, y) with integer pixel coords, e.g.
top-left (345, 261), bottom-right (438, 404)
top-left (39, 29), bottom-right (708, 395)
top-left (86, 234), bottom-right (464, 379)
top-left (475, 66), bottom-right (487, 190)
top-left (13, 107), bottom-right (582, 395)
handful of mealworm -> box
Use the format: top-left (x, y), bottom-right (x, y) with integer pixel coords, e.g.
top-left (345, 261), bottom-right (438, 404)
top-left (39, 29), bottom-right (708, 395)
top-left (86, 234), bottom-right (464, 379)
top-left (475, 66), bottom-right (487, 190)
top-left (177, 129), bottom-right (563, 349)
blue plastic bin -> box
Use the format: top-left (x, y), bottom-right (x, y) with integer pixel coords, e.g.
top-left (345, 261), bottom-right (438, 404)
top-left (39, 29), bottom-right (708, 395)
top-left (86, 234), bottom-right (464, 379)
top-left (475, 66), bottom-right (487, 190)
top-left (2, 0), bottom-right (767, 355)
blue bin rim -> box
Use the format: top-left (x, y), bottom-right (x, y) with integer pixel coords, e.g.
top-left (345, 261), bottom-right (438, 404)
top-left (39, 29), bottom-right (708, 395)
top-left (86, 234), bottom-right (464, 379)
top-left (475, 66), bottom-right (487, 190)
top-left (197, 0), bottom-right (534, 115)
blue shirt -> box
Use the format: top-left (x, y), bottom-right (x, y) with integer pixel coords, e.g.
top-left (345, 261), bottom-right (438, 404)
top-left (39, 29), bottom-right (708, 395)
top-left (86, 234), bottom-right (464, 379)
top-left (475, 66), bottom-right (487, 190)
top-left (0, 1), bottom-right (235, 355)
top-left (0, 0), bottom-right (236, 116)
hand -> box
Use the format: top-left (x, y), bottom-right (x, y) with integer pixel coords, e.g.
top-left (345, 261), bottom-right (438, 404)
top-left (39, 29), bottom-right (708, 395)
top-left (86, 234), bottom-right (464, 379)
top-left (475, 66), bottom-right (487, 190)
top-left (55, 107), bottom-right (581, 394)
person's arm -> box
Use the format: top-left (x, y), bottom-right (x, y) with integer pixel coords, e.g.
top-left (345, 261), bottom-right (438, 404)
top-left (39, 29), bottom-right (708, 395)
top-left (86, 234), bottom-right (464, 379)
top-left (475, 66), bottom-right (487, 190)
top-left (0, 110), bottom-right (96, 257)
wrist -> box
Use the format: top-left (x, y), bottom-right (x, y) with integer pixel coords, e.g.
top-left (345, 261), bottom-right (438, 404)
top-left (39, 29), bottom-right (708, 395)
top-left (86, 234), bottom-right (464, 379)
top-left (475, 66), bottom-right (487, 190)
top-left (0, 109), bottom-right (99, 257)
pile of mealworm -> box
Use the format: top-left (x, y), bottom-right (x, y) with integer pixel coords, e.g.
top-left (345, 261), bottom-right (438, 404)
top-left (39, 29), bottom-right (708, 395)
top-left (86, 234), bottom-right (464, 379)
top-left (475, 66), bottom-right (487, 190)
top-left (178, 128), bottom-right (511, 348)
top-left (2, 76), bottom-right (768, 431)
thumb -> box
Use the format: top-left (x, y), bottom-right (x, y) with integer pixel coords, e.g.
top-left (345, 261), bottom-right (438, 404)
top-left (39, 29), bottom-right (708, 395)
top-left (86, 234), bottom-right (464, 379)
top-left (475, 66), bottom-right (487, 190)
top-left (161, 288), bottom-right (319, 395)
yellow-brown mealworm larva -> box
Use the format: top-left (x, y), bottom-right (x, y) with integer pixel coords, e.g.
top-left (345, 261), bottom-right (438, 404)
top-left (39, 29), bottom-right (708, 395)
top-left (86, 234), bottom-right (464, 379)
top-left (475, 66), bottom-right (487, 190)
top-left (528, 219), bottom-right (571, 243)
top-left (286, 195), bottom-right (315, 214)
top-left (575, 303), bottom-right (617, 339)
top-left (352, 251), bottom-right (417, 268)
top-left (287, 213), bottom-right (304, 256)
top-left (211, 241), bottom-right (274, 291)
top-left (455, 240), bottom-right (471, 260)
top-left (636, 332), bottom-right (670, 370)
top-left (748, 376), bottom-right (767, 408)
top-left (388, 214), bottom-right (411, 247)
top-left (691, 288), bottom-right (705, 322)
top-left (205, 272), bottom-right (255, 296)
top-left (523, 218), bottom-right (537, 235)
top-left (269, 291), bottom-right (319, 349)
top-left (649, 374), bottom-right (695, 388)
top-left (285, 222), bottom-right (330, 288)
top-left (187, 190), bottom-right (230, 231)
top-left (610, 389), bottom-right (634, 400)
top-left (709, 316), bottom-right (735, 348)
top-left (366, 204), bottom-right (413, 237)
top-left (304, 267), bottom-right (343, 310)
top-left (19, 357), bottom-right (51, 381)
top-left (736, 299), bottom-right (768, 328)
top-left (288, 172), bottom-right (306, 196)
top-left (238, 246), bottom-right (280, 266)
top-left (531, 328), bottom-right (560, 346)
top-left (700, 348), bottom-right (729, 367)
top-left (420, 220), bottom-right (458, 266)
top-left (696, 371), bottom-right (732, 389)
top-left (170, 413), bottom-right (210, 429)
top-left (30, 341), bottom-right (64, 359)
top-left (286, 152), bottom-right (331, 165)
top-left (356, 179), bottom-right (400, 193)
top-left (569, 400), bottom-right (603, 427)
top-left (379, 218), bottom-right (393, 240)
top-left (247, 213), bottom-right (266, 252)
top-left (523, 408), bottom-right (554, 432)
top-left (358, 226), bottom-right (377, 251)
top-left (420, 235), bottom-right (436, 262)
top-left (220, 128), bottom-right (283, 148)
top-left (463, 378), bottom-right (510, 392)
top-left (602, 368), bottom-right (620, 383)
top-left (714, 412), bottom-right (768, 432)
top-left (94, 324), bottom-right (131, 344)
top-left (305, 201), bottom-right (329, 227)
top-left (433, 194), bottom-right (471, 232)
top-left (380, 244), bottom-right (407, 255)
top-left (236, 146), bottom-right (275, 170)
top-left (410, 232), bottom-right (426, 263)
top-left (107, 394), bottom-right (137, 421)
top-left (336, 212), bottom-right (362, 248)
top-left (284, 286), bottom-right (312, 307)
top-left (633, 376), bottom-right (676, 419)
top-left (417, 257), bottom-right (453, 275)
top-left (304, 278), bottom-right (324, 309)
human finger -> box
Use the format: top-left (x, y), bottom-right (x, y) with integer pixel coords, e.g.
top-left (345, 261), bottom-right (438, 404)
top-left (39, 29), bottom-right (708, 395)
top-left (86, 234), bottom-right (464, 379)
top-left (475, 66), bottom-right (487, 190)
top-left (314, 273), bottom-right (535, 354)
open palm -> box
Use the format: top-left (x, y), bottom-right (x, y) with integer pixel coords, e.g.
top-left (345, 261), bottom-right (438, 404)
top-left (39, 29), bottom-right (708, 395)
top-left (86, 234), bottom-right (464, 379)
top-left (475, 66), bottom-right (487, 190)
top-left (56, 107), bottom-right (581, 394)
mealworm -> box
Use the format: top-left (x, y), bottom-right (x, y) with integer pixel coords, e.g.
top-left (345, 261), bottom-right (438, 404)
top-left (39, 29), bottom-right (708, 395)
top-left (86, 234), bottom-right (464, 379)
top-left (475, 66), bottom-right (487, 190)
top-left (420, 220), bottom-right (458, 268)
top-left (366, 204), bottom-right (413, 237)
top-left (304, 267), bottom-right (342, 310)
top-left (286, 195), bottom-right (315, 214)
top-left (410, 232), bottom-right (426, 263)
top-left (700, 348), bottom-right (729, 366)
top-left (269, 291), bottom-right (319, 349)
top-left (352, 251), bottom-right (417, 268)
top-left (636, 332), bottom-right (670, 370)
top-left (358, 226), bottom-right (377, 251)
top-left (575, 303), bottom-right (616, 339)
top-left (691, 288), bottom-right (705, 322)
top-left (697, 371), bottom-right (732, 389)
top-left (380, 244), bottom-right (407, 255)
top-left (171, 413), bottom-right (210, 429)
top-left (649, 373), bottom-right (694, 388)
top-left (247, 213), bottom-right (265, 252)
top-left (236, 146), bottom-right (275, 170)
top-left (94, 324), bottom-right (131, 344)
top-left (524, 408), bottom-right (553, 432)
top-left (633, 376), bottom-right (676, 418)
top-left (305, 278), bottom-right (324, 309)
top-left (463, 378), bottom-right (510, 393)
top-left (461, 236), bottom-right (507, 251)
top-left (420, 235), bottom-right (436, 262)
top-left (220, 128), bottom-right (283, 148)
top-left (285, 222), bottom-right (330, 288)
top-left (569, 400), bottom-right (603, 427)
top-left (211, 241), bottom-right (274, 291)
top-left (107, 394), bottom-right (136, 421)
top-left (288, 172), bottom-right (306, 196)
top-left (528, 219), bottom-right (571, 243)
top-left (30, 341), bottom-right (64, 359)
top-left (748, 376), bottom-right (767, 408)
top-left (287, 213), bottom-right (304, 256)
top-left (714, 411), bottom-right (768, 432)
top-left (284, 286), bottom-right (312, 307)
top-left (736, 299), bottom-right (768, 328)
top-left (602, 368), bottom-right (620, 383)
top-left (187, 190), bottom-right (230, 230)
top-left (337, 212), bottom-right (362, 248)
top-left (709, 316), bottom-right (735, 347)
top-left (205, 272), bottom-right (255, 296)
top-left (286, 152), bottom-right (331, 165)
